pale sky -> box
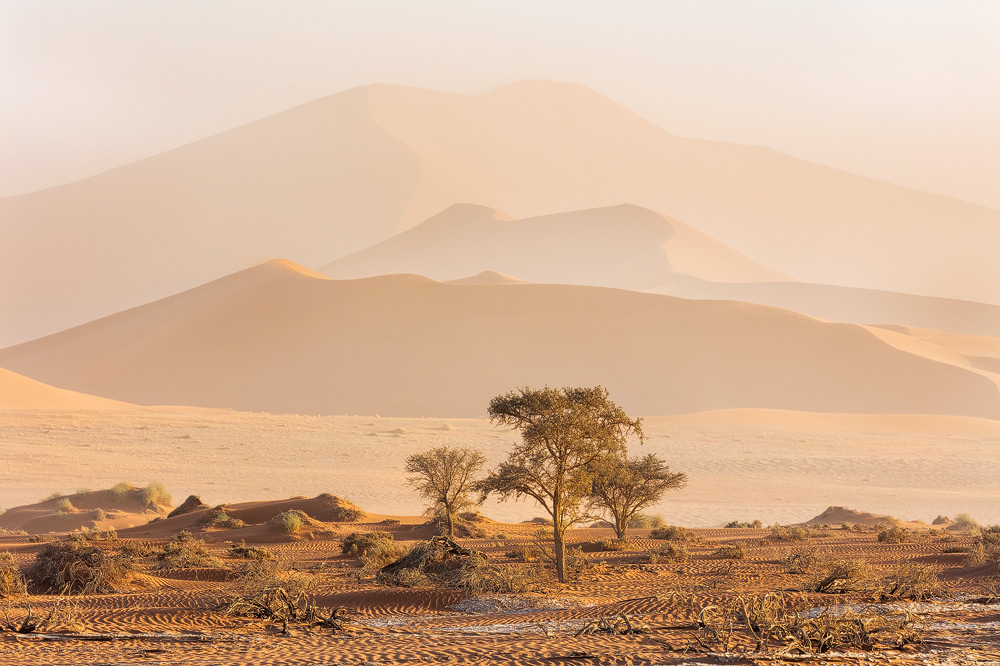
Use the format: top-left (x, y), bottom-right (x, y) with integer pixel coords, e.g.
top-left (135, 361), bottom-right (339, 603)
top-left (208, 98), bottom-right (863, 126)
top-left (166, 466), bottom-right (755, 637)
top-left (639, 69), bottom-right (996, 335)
top-left (2, 0), bottom-right (999, 210)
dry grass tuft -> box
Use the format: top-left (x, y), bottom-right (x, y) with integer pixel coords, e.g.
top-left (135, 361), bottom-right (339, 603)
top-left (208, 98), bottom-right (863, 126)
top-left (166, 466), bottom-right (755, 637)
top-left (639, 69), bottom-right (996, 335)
top-left (157, 531), bottom-right (223, 569)
top-left (26, 535), bottom-right (138, 594)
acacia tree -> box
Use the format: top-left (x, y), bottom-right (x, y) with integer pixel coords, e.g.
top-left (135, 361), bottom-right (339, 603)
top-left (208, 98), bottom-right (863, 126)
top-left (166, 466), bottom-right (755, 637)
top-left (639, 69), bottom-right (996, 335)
top-left (404, 446), bottom-right (486, 538)
top-left (477, 386), bottom-right (643, 582)
top-left (590, 453), bottom-right (687, 540)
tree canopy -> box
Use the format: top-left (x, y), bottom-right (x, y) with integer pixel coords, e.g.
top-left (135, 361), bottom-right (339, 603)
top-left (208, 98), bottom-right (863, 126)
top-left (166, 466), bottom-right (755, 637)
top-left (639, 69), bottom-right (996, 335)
top-left (405, 446), bottom-right (486, 538)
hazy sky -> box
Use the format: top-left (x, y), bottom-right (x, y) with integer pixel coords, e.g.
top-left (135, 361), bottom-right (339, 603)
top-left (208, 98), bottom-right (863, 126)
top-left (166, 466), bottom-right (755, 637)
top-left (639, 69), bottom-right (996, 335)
top-left (2, 0), bottom-right (999, 209)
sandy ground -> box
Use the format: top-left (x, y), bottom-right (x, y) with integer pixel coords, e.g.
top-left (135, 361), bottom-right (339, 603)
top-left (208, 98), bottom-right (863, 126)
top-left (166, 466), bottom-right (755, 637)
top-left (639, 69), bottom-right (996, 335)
top-left (2, 407), bottom-right (999, 527)
top-left (0, 517), bottom-right (998, 665)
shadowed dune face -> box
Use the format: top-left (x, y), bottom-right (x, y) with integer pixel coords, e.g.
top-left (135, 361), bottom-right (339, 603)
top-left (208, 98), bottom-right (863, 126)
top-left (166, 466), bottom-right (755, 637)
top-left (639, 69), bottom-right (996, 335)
top-left (321, 203), bottom-right (790, 289)
top-left (0, 366), bottom-right (132, 410)
top-left (0, 260), bottom-right (997, 418)
top-left (3, 81), bottom-right (1000, 346)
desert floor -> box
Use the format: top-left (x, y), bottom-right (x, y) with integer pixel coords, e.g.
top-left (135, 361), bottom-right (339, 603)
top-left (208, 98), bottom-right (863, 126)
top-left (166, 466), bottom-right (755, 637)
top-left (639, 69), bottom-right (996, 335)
top-left (2, 407), bottom-right (1000, 527)
top-left (1, 517), bottom-right (999, 665)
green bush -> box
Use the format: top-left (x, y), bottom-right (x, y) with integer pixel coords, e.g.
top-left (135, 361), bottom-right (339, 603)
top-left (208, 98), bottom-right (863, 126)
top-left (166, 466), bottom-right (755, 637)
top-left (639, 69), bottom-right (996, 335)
top-left (278, 510), bottom-right (305, 535)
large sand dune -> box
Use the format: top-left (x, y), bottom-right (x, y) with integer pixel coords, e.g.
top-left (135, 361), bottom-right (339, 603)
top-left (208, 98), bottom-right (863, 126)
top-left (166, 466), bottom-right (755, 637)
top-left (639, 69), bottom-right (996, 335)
top-left (321, 203), bottom-right (789, 289)
top-left (658, 277), bottom-right (1000, 338)
top-left (0, 366), bottom-right (132, 410)
top-left (1, 260), bottom-right (997, 419)
top-left (4, 81), bottom-right (999, 346)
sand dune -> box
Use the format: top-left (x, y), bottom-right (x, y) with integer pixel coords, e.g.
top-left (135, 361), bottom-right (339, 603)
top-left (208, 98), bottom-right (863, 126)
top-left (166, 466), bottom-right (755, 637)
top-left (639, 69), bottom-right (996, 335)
top-left (1, 260), bottom-right (998, 419)
top-left (0, 366), bottom-right (132, 410)
top-left (322, 203), bottom-right (789, 289)
top-left (0, 486), bottom-right (169, 533)
top-left (4, 81), bottom-right (1000, 346)
top-left (658, 277), bottom-right (1000, 338)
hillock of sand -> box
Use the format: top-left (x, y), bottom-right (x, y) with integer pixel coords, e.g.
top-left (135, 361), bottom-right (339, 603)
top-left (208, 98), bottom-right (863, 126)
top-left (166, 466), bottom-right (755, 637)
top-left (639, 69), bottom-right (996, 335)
top-left (0, 484), bottom-right (171, 533)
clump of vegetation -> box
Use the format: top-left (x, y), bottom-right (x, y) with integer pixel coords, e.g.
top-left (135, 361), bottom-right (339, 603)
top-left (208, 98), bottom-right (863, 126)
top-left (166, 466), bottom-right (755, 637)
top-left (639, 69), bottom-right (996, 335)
top-left (589, 452), bottom-right (687, 540)
top-left (628, 513), bottom-right (666, 529)
top-left (725, 519), bottom-right (763, 528)
top-left (965, 525), bottom-right (1000, 566)
top-left (157, 531), bottom-right (223, 569)
top-left (341, 531), bottom-right (402, 568)
top-left (0, 552), bottom-right (27, 597)
top-left (201, 508), bottom-right (247, 530)
top-left (54, 497), bottom-right (75, 516)
top-left (228, 540), bottom-right (274, 560)
top-left (110, 482), bottom-right (135, 500)
top-left (26, 535), bottom-right (138, 594)
top-left (649, 525), bottom-right (691, 541)
top-left (118, 540), bottom-right (153, 558)
top-left (644, 542), bottom-right (688, 563)
top-left (953, 513), bottom-right (979, 530)
top-left (141, 481), bottom-right (172, 508)
top-left (877, 525), bottom-right (913, 544)
top-left (881, 562), bottom-right (943, 600)
top-left (89, 508), bottom-right (107, 521)
top-left (781, 547), bottom-right (830, 574)
top-left (277, 510), bottom-right (305, 535)
top-left (714, 542), bottom-right (747, 560)
top-left (378, 536), bottom-right (549, 593)
top-left (769, 524), bottom-right (827, 541)
top-left (596, 537), bottom-right (631, 552)
top-left (808, 558), bottom-right (881, 595)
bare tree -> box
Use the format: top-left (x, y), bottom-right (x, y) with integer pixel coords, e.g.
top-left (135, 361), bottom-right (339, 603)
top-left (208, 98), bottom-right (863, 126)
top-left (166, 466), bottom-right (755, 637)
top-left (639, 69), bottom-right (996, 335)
top-left (478, 386), bottom-right (643, 582)
top-left (404, 446), bottom-right (486, 538)
top-left (590, 453), bottom-right (687, 540)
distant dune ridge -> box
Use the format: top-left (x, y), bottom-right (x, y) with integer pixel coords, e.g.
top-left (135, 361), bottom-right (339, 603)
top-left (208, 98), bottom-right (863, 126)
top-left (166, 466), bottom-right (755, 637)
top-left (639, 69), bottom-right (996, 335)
top-left (1, 260), bottom-right (997, 419)
top-left (322, 203), bottom-right (790, 289)
top-left (3, 80), bottom-right (1000, 346)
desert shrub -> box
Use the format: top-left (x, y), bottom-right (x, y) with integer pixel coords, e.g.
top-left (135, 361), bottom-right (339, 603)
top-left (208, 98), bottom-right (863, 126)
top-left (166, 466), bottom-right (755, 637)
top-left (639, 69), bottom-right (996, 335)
top-left (809, 559), bottom-right (880, 595)
top-left (341, 531), bottom-right (401, 568)
top-left (493, 532), bottom-right (508, 540)
top-left (781, 547), bottom-right (830, 574)
top-left (278, 510), bottom-right (305, 535)
top-left (877, 526), bottom-right (912, 544)
top-left (596, 537), bottom-right (631, 552)
top-left (201, 508), bottom-right (247, 530)
top-left (725, 519), bottom-right (763, 529)
top-left (230, 558), bottom-right (313, 597)
top-left (645, 542), bottom-right (689, 563)
top-left (942, 545), bottom-right (970, 554)
top-left (26, 536), bottom-right (137, 593)
top-left (769, 524), bottom-right (827, 541)
top-left (118, 540), bottom-right (153, 558)
top-left (965, 525), bottom-right (1000, 566)
top-left (505, 546), bottom-right (545, 562)
top-left (228, 540), bottom-right (274, 560)
top-left (44, 492), bottom-right (64, 501)
top-left (954, 513), bottom-right (979, 529)
top-left (142, 481), bottom-right (172, 508)
top-left (628, 513), bottom-right (665, 529)
top-left (714, 542), bottom-right (747, 560)
top-left (378, 536), bottom-right (549, 593)
top-left (55, 497), bottom-right (75, 515)
top-left (881, 562), bottom-right (943, 600)
top-left (0, 528), bottom-right (28, 537)
top-left (89, 508), bottom-right (107, 521)
top-left (649, 525), bottom-right (690, 541)
top-left (0, 552), bottom-right (27, 597)
top-left (157, 531), bottom-right (222, 569)
top-left (534, 526), bottom-right (554, 540)
top-left (110, 482), bottom-right (135, 499)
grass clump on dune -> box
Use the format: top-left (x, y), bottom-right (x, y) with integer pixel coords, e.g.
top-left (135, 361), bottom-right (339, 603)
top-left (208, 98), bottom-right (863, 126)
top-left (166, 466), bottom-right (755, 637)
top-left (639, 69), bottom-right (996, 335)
top-left (141, 481), bottom-right (173, 509)
top-left (0, 552), bottom-right (27, 597)
top-left (157, 531), bottom-right (223, 569)
top-left (341, 531), bottom-right (402, 568)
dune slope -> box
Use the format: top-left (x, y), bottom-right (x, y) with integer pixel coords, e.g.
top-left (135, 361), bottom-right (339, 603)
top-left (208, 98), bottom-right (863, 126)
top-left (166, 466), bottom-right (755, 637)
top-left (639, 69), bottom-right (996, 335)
top-left (4, 81), bottom-right (999, 346)
top-left (0, 260), bottom-right (997, 419)
top-left (0, 366), bottom-right (132, 410)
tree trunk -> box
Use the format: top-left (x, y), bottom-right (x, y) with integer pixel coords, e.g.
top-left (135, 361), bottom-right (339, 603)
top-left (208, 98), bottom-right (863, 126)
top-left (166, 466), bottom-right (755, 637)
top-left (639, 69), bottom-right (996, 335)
top-left (553, 525), bottom-right (566, 583)
top-left (614, 514), bottom-right (627, 540)
top-left (445, 505), bottom-right (454, 538)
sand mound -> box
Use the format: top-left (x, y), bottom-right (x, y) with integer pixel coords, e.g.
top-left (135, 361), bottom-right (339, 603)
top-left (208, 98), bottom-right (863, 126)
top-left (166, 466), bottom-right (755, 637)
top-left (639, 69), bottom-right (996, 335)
top-left (447, 270), bottom-right (528, 286)
top-left (932, 515), bottom-right (954, 526)
top-left (120, 494), bottom-right (365, 541)
top-left (804, 506), bottom-right (899, 527)
top-left (0, 366), bottom-right (131, 410)
top-left (5, 80), bottom-right (1000, 348)
top-left (0, 485), bottom-right (172, 534)
top-left (2, 260), bottom-right (999, 418)
top-left (323, 203), bottom-right (789, 289)
top-left (167, 495), bottom-right (210, 518)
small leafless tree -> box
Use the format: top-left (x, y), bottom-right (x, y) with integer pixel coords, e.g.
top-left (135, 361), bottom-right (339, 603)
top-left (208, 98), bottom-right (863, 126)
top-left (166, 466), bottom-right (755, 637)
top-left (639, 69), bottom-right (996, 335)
top-left (590, 453), bottom-right (687, 539)
top-left (405, 446), bottom-right (486, 538)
